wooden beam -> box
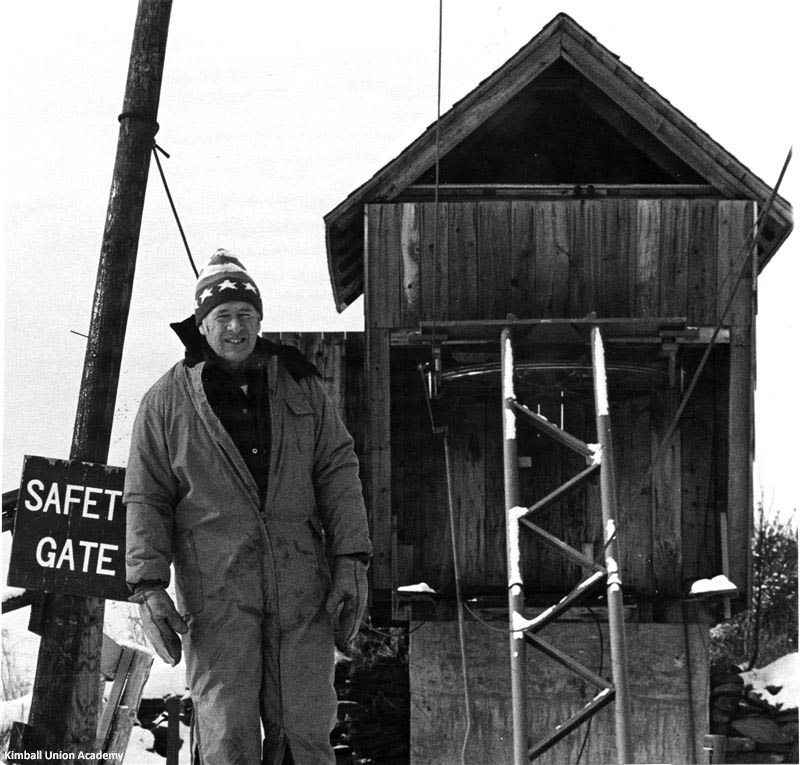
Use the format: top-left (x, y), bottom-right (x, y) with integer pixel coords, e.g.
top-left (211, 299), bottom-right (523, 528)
top-left (721, 201), bottom-right (756, 598)
top-left (21, 1), bottom-right (172, 756)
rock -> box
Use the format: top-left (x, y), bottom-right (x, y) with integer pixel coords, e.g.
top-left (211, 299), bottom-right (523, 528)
top-left (713, 672), bottom-right (746, 687)
top-left (731, 716), bottom-right (796, 745)
top-left (713, 681), bottom-right (746, 697)
top-left (726, 736), bottom-right (756, 752)
top-left (711, 707), bottom-right (732, 725)
top-left (713, 695), bottom-right (740, 713)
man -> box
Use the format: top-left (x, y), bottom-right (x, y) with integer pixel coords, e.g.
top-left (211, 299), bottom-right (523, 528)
top-left (124, 249), bottom-right (372, 764)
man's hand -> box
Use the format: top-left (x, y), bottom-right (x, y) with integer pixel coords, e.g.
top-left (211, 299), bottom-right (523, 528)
top-left (325, 556), bottom-right (369, 651)
top-left (129, 587), bottom-right (188, 666)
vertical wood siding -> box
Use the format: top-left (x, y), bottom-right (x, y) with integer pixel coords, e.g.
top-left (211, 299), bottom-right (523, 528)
top-left (362, 198), bottom-right (753, 600)
top-left (368, 199), bottom-right (748, 326)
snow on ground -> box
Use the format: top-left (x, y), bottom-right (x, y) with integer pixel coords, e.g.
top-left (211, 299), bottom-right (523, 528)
top-left (741, 652), bottom-right (800, 711)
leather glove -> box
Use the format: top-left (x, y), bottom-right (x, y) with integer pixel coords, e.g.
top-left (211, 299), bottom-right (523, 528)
top-left (129, 587), bottom-right (188, 666)
top-left (325, 556), bottom-right (369, 651)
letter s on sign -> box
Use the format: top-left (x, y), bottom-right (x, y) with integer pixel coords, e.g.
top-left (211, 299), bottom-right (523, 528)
top-left (35, 536), bottom-right (57, 568)
top-left (24, 479), bottom-right (45, 511)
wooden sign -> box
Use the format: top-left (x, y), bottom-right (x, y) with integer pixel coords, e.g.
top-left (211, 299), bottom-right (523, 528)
top-left (7, 455), bottom-right (129, 601)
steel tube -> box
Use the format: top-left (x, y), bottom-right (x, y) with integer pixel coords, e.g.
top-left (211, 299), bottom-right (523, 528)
top-left (590, 327), bottom-right (633, 764)
top-left (501, 328), bottom-right (528, 765)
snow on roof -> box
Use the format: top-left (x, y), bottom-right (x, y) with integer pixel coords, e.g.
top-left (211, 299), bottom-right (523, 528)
top-left (397, 582), bottom-right (437, 594)
top-left (741, 653), bottom-right (799, 711)
top-left (689, 574), bottom-right (738, 597)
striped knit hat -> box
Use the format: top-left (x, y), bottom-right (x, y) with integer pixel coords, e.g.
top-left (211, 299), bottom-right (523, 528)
top-left (194, 249), bottom-right (263, 325)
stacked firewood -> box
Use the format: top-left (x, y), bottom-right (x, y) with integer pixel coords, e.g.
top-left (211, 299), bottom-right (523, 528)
top-left (710, 663), bottom-right (798, 764)
top-left (331, 629), bottom-right (410, 764)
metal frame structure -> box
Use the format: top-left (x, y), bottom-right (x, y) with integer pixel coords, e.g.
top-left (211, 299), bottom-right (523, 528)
top-left (501, 324), bottom-right (632, 764)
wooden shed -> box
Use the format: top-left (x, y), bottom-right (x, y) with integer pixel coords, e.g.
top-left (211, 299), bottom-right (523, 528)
top-left (317, 13), bottom-right (793, 763)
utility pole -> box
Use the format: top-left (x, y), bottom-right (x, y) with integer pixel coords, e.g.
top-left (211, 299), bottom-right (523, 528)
top-left (15, 1), bottom-right (172, 757)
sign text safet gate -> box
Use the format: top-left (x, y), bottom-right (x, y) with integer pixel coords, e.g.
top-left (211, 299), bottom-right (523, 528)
top-left (7, 455), bottom-right (129, 600)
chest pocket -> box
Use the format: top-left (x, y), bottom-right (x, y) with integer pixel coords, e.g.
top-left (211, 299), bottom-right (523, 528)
top-left (283, 393), bottom-right (315, 454)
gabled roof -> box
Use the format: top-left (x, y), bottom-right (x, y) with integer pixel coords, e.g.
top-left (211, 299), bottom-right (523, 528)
top-left (324, 12), bottom-right (793, 313)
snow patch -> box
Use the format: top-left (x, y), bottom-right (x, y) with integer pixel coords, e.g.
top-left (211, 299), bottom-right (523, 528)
top-left (689, 574), bottom-right (738, 597)
top-left (1, 586), bottom-right (26, 604)
top-left (741, 653), bottom-right (800, 711)
top-left (0, 693), bottom-right (31, 736)
top-left (397, 582), bottom-right (437, 594)
top-left (143, 660), bottom-right (189, 698)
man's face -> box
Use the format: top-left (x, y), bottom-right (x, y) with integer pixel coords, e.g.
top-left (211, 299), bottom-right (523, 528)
top-left (199, 301), bottom-right (261, 368)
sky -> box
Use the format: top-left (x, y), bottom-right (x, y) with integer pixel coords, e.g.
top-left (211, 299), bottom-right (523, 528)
top-left (1, 0), bottom-right (798, 520)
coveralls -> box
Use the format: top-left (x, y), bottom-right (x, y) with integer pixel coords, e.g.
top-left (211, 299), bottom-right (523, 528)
top-left (124, 331), bottom-right (372, 764)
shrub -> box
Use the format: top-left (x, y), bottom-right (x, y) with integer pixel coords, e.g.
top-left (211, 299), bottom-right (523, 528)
top-left (710, 506), bottom-right (798, 670)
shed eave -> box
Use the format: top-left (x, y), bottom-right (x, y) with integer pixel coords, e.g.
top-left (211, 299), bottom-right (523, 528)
top-left (324, 12), bottom-right (793, 312)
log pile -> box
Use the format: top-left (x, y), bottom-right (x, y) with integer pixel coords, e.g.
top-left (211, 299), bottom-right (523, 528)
top-left (710, 663), bottom-right (798, 764)
top-left (332, 629), bottom-right (410, 764)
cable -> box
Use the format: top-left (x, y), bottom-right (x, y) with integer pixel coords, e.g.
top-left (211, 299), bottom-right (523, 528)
top-left (626, 147), bottom-right (792, 505)
top-left (152, 143), bottom-right (198, 278)
top-left (575, 606), bottom-right (604, 765)
top-left (443, 431), bottom-right (473, 765)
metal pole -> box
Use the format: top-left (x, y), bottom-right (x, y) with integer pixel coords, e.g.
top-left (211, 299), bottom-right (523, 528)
top-left (501, 328), bottom-right (528, 765)
top-left (22, 1), bottom-right (172, 757)
top-left (590, 327), bottom-right (633, 764)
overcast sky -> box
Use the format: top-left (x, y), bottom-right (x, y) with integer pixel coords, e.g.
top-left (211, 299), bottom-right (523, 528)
top-left (2, 1), bottom-right (798, 515)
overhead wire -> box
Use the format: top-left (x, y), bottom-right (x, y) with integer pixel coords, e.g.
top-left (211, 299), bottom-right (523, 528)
top-left (625, 147), bottom-right (792, 506)
top-left (152, 143), bottom-right (198, 278)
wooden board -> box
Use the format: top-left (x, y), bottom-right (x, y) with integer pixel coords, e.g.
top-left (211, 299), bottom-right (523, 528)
top-left (634, 200), bottom-right (661, 317)
top-left (687, 200), bottom-right (718, 325)
top-left (411, 621), bottom-right (709, 764)
top-left (569, 199), bottom-right (601, 317)
top-left (448, 203), bottom-right (479, 318)
top-left (477, 202), bottom-right (512, 319)
top-left (659, 199), bottom-right (689, 316)
top-left (399, 203), bottom-right (421, 327)
top-left (720, 201), bottom-right (756, 596)
top-left (509, 201), bottom-right (537, 318)
top-left (533, 201), bottom-right (570, 317)
top-left (613, 395), bottom-right (653, 594)
top-left (419, 202), bottom-right (449, 321)
top-left (650, 389), bottom-right (683, 596)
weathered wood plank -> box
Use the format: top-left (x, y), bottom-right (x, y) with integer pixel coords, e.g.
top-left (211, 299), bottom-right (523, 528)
top-left (365, 327), bottom-right (392, 590)
top-left (509, 201), bottom-right (536, 318)
top-left (680, 357), bottom-right (717, 584)
top-left (659, 200), bottom-right (690, 316)
top-left (448, 202), bottom-right (479, 319)
top-left (450, 399), bottom-right (488, 589)
top-left (634, 200), bottom-right (661, 317)
top-left (613, 395), bottom-right (653, 595)
top-left (720, 201), bottom-right (756, 597)
top-left (533, 201), bottom-right (570, 317)
top-left (390, 352), bottom-right (424, 587)
top-left (411, 621), bottom-right (709, 764)
top-left (559, 396), bottom-right (593, 584)
top-left (650, 389), bottom-right (683, 596)
top-left (521, 398), bottom-right (565, 591)
top-left (569, 200), bottom-right (601, 317)
top-left (366, 204), bottom-right (401, 329)
top-left (419, 202), bottom-right (449, 321)
top-left (687, 200), bottom-right (718, 325)
top-left (477, 202), bottom-right (512, 319)
top-left (483, 392), bottom-right (507, 589)
top-left (399, 203), bottom-right (421, 327)
top-left (599, 199), bottom-right (633, 316)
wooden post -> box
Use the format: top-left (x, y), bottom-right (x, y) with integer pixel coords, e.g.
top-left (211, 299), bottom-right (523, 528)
top-left (21, 0), bottom-right (172, 756)
top-left (720, 201), bottom-right (756, 602)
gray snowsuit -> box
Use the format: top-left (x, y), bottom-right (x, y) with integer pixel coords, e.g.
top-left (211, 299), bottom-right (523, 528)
top-left (124, 341), bottom-right (371, 764)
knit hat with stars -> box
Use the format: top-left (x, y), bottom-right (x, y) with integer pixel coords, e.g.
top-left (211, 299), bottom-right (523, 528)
top-left (194, 249), bottom-right (263, 325)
